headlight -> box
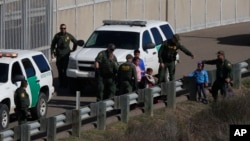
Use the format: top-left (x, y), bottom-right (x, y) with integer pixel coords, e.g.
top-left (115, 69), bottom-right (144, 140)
top-left (68, 58), bottom-right (77, 69)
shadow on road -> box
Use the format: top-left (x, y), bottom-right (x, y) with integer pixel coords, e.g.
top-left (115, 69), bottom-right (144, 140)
top-left (217, 34), bottom-right (250, 46)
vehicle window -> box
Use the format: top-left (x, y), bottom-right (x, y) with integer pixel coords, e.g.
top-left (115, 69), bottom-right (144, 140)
top-left (150, 27), bottom-right (163, 46)
top-left (11, 62), bottom-right (23, 83)
top-left (142, 30), bottom-right (152, 48)
top-left (85, 31), bottom-right (140, 50)
top-left (22, 58), bottom-right (36, 78)
top-left (0, 63), bottom-right (9, 83)
top-left (32, 54), bottom-right (50, 73)
top-left (160, 24), bottom-right (174, 40)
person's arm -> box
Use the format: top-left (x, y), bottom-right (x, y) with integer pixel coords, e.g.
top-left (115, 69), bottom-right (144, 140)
top-left (202, 59), bottom-right (217, 65)
top-left (177, 43), bottom-right (194, 58)
top-left (139, 59), bottom-right (145, 75)
top-left (158, 41), bottom-right (166, 63)
top-left (68, 33), bottom-right (78, 51)
top-left (204, 70), bottom-right (209, 83)
top-left (132, 65), bottom-right (138, 90)
top-left (51, 34), bottom-right (58, 59)
top-left (225, 61), bottom-right (233, 82)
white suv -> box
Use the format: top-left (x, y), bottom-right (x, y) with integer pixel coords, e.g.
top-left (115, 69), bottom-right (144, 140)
top-left (67, 20), bottom-right (176, 92)
top-left (0, 49), bottom-right (55, 130)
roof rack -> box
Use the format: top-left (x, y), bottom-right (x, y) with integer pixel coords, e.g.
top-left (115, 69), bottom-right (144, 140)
top-left (103, 20), bottom-right (147, 27)
top-left (0, 52), bottom-right (18, 58)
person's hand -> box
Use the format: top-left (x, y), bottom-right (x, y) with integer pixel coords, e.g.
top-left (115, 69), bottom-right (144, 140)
top-left (225, 78), bottom-right (231, 83)
top-left (51, 54), bottom-right (55, 59)
top-left (191, 55), bottom-right (194, 59)
top-left (204, 83), bottom-right (208, 87)
top-left (160, 63), bottom-right (165, 68)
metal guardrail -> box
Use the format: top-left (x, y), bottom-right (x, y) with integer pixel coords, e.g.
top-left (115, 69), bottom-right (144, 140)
top-left (0, 59), bottom-right (249, 141)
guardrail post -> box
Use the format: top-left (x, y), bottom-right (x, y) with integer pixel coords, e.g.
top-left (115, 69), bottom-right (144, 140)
top-left (47, 117), bottom-right (57, 141)
top-left (233, 63), bottom-right (241, 89)
top-left (14, 126), bottom-right (21, 140)
top-left (161, 82), bottom-right (167, 96)
top-left (72, 109), bottom-right (81, 137)
top-left (97, 102), bottom-right (106, 130)
top-left (21, 124), bottom-right (30, 141)
top-left (40, 118), bottom-right (47, 132)
top-left (120, 95), bottom-right (130, 123)
top-left (76, 91), bottom-right (80, 110)
top-left (166, 81), bottom-right (176, 109)
top-left (183, 77), bottom-right (197, 101)
top-left (144, 88), bottom-right (154, 117)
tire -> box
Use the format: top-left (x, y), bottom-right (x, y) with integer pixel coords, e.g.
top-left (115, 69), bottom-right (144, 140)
top-left (31, 93), bottom-right (47, 120)
top-left (0, 104), bottom-right (9, 130)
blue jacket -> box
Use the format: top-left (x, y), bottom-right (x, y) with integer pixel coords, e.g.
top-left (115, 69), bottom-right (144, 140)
top-left (139, 58), bottom-right (145, 76)
top-left (188, 69), bottom-right (209, 84)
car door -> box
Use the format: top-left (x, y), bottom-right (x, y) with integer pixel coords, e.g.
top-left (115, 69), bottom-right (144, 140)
top-left (21, 58), bottom-right (40, 107)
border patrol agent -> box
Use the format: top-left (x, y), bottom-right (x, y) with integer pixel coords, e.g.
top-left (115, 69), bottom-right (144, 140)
top-left (14, 80), bottom-right (30, 125)
top-left (158, 34), bottom-right (194, 82)
top-left (117, 54), bottom-right (138, 95)
top-left (95, 43), bottom-right (119, 101)
top-left (51, 23), bottom-right (77, 87)
top-left (202, 50), bottom-right (232, 101)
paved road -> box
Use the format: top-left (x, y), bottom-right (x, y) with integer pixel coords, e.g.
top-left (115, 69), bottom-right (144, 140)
top-left (48, 21), bottom-right (250, 117)
top-left (8, 22), bottom-right (250, 128)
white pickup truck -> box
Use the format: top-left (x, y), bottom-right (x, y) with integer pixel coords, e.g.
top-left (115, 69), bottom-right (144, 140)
top-left (67, 20), bottom-right (178, 93)
top-left (0, 50), bottom-right (55, 130)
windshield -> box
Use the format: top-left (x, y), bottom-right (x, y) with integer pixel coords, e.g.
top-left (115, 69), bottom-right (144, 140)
top-left (0, 63), bottom-right (9, 83)
top-left (85, 31), bottom-right (140, 50)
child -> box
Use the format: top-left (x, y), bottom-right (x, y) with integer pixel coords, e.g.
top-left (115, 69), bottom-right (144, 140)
top-left (140, 68), bottom-right (158, 88)
top-left (133, 57), bottom-right (142, 82)
top-left (187, 62), bottom-right (209, 104)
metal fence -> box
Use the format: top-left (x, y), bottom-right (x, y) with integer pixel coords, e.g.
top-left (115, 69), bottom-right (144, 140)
top-left (1, 0), bottom-right (250, 60)
top-left (0, 0), bottom-right (52, 58)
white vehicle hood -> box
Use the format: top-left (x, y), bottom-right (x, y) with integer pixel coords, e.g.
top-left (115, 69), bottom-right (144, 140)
top-left (71, 48), bottom-right (134, 62)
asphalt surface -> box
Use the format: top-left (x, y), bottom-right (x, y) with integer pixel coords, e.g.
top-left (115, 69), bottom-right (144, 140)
top-left (48, 21), bottom-right (250, 119)
top-left (8, 21), bottom-right (250, 129)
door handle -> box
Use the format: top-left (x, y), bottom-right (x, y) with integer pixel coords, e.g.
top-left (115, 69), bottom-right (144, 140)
top-left (153, 52), bottom-right (156, 55)
top-left (36, 80), bottom-right (40, 83)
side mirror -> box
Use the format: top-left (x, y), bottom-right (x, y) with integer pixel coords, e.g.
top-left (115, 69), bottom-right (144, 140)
top-left (143, 42), bottom-right (155, 50)
top-left (77, 40), bottom-right (85, 47)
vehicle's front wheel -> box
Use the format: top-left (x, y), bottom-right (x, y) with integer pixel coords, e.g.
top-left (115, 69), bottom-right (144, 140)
top-left (31, 93), bottom-right (47, 119)
top-left (0, 104), bottom-right (9, 130)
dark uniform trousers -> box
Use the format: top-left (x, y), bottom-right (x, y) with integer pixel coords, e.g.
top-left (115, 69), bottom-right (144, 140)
top-left (56, 54), bottom-right (70, 87)
top-left (96, 75), bottom-right (116, 101)
top-left (15, 110), bottom-right (28, 125)
top-left (211, 79), bottom-right (227, 101)
top-left (119, 81), bottom-right (133, 95)
top-left (158, 61), bottom-right (176, 82)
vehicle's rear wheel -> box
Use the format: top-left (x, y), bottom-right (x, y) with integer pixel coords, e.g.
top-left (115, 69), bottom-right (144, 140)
top-left (31, 93), bottom-right (47, 119)
top-left (0, 104), bottom-right (9, 130)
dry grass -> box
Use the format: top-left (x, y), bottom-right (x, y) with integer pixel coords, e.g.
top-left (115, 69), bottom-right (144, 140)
top-left (58, 78), bottom-right (250, 141)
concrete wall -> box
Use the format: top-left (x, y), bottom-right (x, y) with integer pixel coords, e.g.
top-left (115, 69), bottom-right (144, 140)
top-left (53, 0), bottom-right (250, 41)
top-left (168, 0), bottom-right (250, 33)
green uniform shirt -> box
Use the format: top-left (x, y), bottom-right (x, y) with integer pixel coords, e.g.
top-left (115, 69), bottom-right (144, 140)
top-left (158, 39), bottom-right (193, 63)
top-left (118, 62), bottom-right (138, 88)
top-left (203, 59), bottom-right (232, 80)
top-left (95, 50), bottom-right (118, 77)
top-left (14, 87), bottom-right (30, 110)
top-left (51, 32), bottom-right (77, 58)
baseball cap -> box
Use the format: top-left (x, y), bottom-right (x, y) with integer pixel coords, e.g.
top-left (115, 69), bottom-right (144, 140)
top-left (126, 54), bottom-right (133, 59)
top-left (217, 50), bottom-right (225, 56)
top-left (21, 80), bottom-right (28, 87)
top-left (173, 34), bottom-right (180, 41)
top-left (197, 61), bottom-right (203, 66)
top-left (107, 43), bottom-right (116, 51)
